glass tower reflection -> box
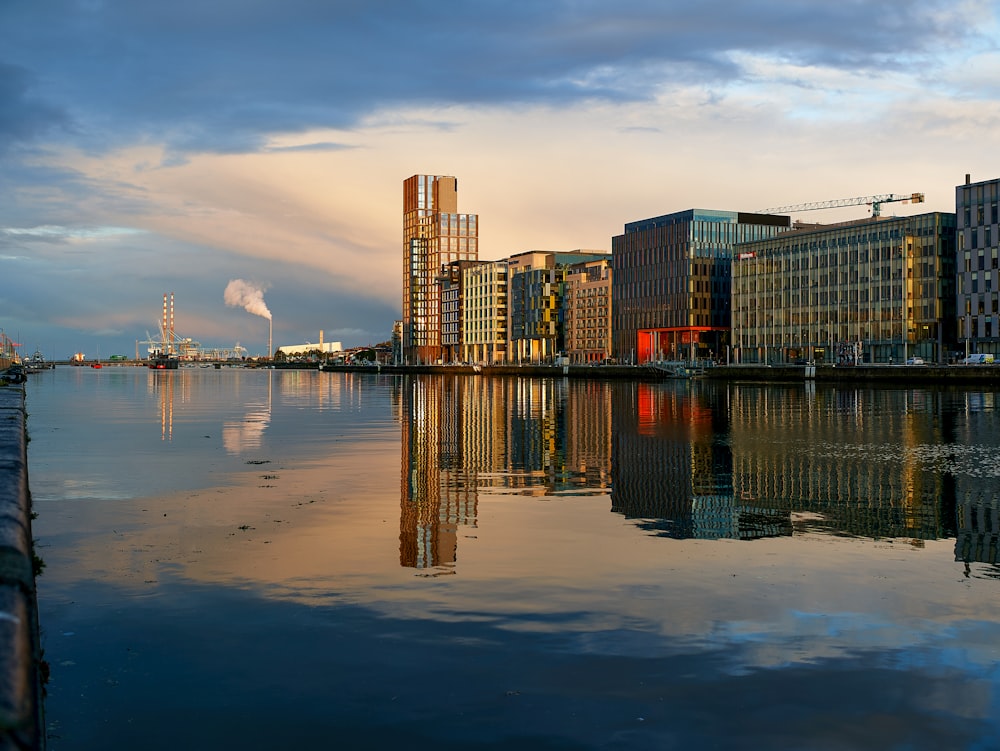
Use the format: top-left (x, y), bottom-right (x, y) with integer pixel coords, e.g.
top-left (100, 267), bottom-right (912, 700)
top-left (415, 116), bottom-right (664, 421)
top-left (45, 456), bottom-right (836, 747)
top-left (398, 375), bottom-right (613, 570)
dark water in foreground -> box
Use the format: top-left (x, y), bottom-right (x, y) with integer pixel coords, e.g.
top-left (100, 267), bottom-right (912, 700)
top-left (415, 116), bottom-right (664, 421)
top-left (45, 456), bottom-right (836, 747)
top-left (26, 366), bottom-right (1000, 750)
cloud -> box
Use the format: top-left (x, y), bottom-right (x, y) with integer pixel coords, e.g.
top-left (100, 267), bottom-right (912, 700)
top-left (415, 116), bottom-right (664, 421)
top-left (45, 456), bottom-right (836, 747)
top-left (2, 0), bottom-right (990, 158)
top-left (264, 142), bottom-right (356, 154)
top-left (0, 61), bottom-right (67, 149)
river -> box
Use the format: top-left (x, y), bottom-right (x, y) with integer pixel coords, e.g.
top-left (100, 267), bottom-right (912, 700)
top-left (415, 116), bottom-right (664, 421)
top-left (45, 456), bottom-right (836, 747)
top-left (25, 366), bottom-right (1000, 750)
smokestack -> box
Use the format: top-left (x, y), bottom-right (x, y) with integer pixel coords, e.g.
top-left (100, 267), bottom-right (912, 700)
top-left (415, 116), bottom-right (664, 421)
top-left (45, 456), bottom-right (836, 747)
top-left (169, 292), bottom-right (175, 356)
top-left (268, 319), bottom-right (272, 361)
top-left (967, 173), bottom-right (971, 185)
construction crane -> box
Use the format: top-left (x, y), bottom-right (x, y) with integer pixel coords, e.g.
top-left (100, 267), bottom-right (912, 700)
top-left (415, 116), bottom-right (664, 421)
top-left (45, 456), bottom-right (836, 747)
top-left (760, 193), bottom-right (925, 218)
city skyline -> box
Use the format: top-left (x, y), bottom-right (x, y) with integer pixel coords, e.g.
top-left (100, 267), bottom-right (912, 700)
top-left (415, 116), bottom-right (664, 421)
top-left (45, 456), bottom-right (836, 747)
top-left (3, 1), bottom-right (999, 359)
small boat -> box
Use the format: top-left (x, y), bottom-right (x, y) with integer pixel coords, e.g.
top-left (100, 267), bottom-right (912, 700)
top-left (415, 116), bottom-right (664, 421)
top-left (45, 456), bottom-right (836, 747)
top-left (148, 355), bottom-right (179, 370)
top-left (23, 349), bottom-right (52, 373)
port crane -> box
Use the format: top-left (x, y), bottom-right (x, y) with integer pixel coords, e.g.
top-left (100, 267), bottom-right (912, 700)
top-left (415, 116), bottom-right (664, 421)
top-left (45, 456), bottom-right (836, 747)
top-left (760, 193), bottom-right (925, 218)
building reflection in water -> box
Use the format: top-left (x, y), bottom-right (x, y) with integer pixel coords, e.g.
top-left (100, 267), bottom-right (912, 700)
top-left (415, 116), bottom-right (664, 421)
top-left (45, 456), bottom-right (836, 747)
top-left (400, 375), bottom-right (1000, 567)
top-left (950, 391), bottom-right (1000, 566)
top-left (397, 375), bottom-right (612, 571)
top-left (611, 382), bottom-right (790, 540)
top-left (727, 385), bottom-right (955, 541)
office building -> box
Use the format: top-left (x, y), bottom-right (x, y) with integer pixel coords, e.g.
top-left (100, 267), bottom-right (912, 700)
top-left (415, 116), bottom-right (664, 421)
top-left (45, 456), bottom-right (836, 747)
top-left (611, 209), bottom-right (790, 364)
top-left (731, 212), bottom-right (956, 364)
top-left (402, 175), bottom-right (479, 364)
top-left (957, 175), bottom-right (1000, 357)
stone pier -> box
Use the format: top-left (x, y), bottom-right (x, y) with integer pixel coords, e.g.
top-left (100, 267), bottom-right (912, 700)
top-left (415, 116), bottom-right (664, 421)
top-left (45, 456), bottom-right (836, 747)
top-left (0, 385), bottom-right (44, 751)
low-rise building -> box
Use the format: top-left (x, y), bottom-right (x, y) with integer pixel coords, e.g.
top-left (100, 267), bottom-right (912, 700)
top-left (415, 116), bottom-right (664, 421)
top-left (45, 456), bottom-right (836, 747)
top-left (277, 340), bottom-right (343, 358)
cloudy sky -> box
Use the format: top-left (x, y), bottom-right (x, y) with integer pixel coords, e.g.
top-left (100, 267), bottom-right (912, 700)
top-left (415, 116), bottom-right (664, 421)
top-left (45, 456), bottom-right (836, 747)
top-left (3, 0), bottom-right (1000, 359)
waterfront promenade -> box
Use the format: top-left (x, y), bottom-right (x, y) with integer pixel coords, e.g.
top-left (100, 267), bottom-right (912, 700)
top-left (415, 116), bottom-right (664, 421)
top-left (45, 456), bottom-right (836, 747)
top-left (0, 384), bottom-right (43, 751)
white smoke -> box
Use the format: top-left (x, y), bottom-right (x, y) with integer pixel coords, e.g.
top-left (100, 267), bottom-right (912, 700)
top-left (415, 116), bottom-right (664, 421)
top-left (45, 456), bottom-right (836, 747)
top-left (224, 279), bottom-right (272, 320)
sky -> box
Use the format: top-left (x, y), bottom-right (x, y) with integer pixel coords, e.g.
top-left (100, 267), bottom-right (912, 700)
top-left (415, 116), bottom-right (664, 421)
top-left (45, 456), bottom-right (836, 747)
top-left (3, 0), bottom-right (1000, 359)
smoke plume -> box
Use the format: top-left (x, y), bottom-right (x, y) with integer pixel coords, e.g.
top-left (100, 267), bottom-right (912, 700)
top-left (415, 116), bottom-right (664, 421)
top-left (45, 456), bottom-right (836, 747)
top-left (224, 279), bottom-right (272, 320)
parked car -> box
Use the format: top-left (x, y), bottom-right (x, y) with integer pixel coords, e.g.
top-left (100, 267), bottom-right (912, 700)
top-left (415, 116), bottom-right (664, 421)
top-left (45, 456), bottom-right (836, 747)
top-left (905, 357), bottom-right (925, 365)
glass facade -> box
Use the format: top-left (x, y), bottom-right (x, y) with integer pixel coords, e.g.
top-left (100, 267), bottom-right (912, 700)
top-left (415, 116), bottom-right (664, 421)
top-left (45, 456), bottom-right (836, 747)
top-left (402, 175), bottom-right (479, 364)
top-left (611, 209), bottom-right (790, 363)
top-left (508, 251), bottom-right (610, 363)
top-left (731, 212), bottom-right (957, 364)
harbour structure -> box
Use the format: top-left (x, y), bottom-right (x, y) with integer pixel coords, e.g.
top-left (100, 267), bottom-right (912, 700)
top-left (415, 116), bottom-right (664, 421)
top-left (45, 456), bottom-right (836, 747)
top-left (731, 211), bottom-right (957, 365)
top-left (402, 175), bottom-right (479, 365)
top-left (0, 330), bottom-right (18, 369)
top-left (611, 209), bottom-right (791, 365)
top-left (956, 174), bottom-right (1000, 359)
top-left (142, 293), bottom-right (250, 361)
top-left (144, 293), bottom-right (194, 360)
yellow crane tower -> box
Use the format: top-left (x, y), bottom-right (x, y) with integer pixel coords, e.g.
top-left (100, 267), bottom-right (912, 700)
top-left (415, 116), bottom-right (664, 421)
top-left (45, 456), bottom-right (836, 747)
top-left (760, 192), bottom-right (925, 218)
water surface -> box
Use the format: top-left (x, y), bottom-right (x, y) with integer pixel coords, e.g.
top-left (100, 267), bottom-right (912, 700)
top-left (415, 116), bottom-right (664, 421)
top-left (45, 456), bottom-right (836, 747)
top-left (28, 367), bottom-right (1000, 750)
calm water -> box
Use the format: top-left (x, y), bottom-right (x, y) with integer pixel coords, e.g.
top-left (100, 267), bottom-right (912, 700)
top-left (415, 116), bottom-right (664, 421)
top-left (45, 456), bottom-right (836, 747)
top-left (26, 366), bottom-right (1000, 750)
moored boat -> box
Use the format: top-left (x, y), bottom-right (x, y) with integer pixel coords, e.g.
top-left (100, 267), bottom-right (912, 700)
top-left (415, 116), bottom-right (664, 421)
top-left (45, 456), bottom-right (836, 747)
top-left (148, 355), bottom-right (179, 369)
top-left (24, 349), bottom-right (54, 373)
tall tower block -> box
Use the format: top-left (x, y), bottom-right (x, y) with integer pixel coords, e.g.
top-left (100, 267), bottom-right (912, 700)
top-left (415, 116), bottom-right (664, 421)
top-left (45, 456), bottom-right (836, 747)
top-left (402, 175), bottom-right (479, 365)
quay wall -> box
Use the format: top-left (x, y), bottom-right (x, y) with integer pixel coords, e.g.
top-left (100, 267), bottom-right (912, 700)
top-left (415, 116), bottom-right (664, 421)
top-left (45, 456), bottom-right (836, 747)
top-left (318, 362), bottom-right (1000, 384)
top-left (0, 385), bottom-right (43, 750)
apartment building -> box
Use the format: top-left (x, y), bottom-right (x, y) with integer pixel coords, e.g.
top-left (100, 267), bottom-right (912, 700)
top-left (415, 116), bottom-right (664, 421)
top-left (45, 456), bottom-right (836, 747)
top-left (402, 175), bottom-right (479, 364)
top-left (461, 259), bottom-right (509, 364)
top-left (507, 250), bottom-right (610, 363)
top-left (957, 175), bottom-right (1000, 358)
top-left (731, 212), bottom-right (957, 364)
top-left (563, 258), bottom-right (612, 364)
top-left (611, 209), bottom-right (791, 364)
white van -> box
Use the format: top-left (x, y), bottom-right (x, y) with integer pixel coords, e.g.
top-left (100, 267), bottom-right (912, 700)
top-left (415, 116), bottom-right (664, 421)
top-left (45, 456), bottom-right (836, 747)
top-left (962, 353), bottom-right (995, 364)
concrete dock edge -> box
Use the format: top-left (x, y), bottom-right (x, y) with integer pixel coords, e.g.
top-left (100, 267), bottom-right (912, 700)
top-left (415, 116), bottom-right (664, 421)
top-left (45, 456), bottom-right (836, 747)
top-left (0, 385), bottom-right (44, 751)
